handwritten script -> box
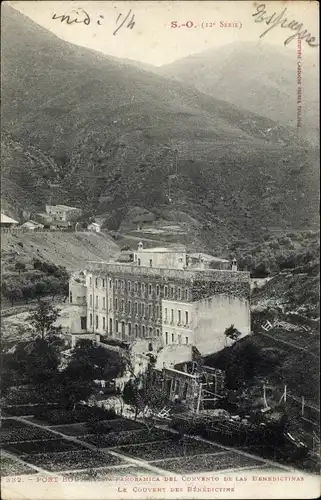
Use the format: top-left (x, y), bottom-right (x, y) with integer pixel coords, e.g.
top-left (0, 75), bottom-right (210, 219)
top-left (252, 4), bottom-right (318, 47)
top-left (52, 8), bottom-right (135, 36)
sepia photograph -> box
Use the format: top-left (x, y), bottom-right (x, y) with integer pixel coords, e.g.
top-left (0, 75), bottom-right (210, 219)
top-left (1, 1), bottom-right (320, 499)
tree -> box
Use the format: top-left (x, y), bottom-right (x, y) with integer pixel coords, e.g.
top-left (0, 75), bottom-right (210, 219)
top-left (35, 281), bottom-right (49, 301)
top-left (6, 287), bottom-right (23, 306)
top-left (122, 358), bottom-right (168, 428)
top-left (27, 301), bottom-right (61, 340)
top-left (71, 339), bottom-right (125, 381)
top-left (15, 261), bottom-right (26, 274)
top-left (224, 324), bottom-right (242, 345)
top-left (251, 261), bottom-right (270, 278)
top-left (45, 277), bottom-right (62, 299)
top-left (3, 338), bottom-right (60, 389)
top-left (24, 338), bottom-right (60, 385)
top-left (123, 375), bottom-right (168, 427)
top-left (53, 359), bottom-right (96, 411)
top-left (64, 357), bottom-right (97, 382)
top-left (21, 283), bottom-right (35, 304)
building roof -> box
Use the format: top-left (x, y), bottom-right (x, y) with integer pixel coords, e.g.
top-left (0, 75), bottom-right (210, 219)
top-left (1, 213), bottom-right (18, 224)
top-left (88, 222), bottom-right (100, 227)
top-left (36, 212), bottom-right (52, 218)
top-left (21, 220), bottom-right (44, 228)
top-left (140, 247), bottom-right (186, 253)
top-left (87, 260), bottom-right (250, 280)
top-left (49, 205), bottom-right (81, 211)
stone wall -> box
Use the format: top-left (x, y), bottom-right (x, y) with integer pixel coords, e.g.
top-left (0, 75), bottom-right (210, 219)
top-left (86, 262), bottom-right (250, 284)
top-left (192, 280), bottom-right (250, 302)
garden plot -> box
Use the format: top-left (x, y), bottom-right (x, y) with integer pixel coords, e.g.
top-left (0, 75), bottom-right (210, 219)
top-left (3, 438), bottom-right (85, 456)
top-left (84, 428), bottom-right (172, 448)
top-left (53, 418), bottom-right (143, 436)
top-left (21, 450), bottom-right (126, 472)
top-left (1, 456), bottom-right (38, 476)
top-left (1, 419), bottom-right (25, 428)
top-left (63, 465), bottom-right (162, 481)
top-left (0, 420), bottom-right (56, 444)
top-left (153, 451), bottom-right (266, 474)
top-left (3, 404), bottom-right (59, 417)
top-left (33, 407), bottom-right (117, 425)
top-left (113, 438), bottom-right (223, 461)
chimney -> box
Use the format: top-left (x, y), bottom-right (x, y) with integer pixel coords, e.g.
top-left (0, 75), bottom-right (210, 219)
top-left (232, 258), bottom-right (238, 272)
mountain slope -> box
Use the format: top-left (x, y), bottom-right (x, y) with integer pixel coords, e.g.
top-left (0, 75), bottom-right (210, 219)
top-left (1, 231), bottom-right (119, 273)
top-left (1, 5), bottom-right (319, 251)
top-left (159, 42), bottom-right (319, 142)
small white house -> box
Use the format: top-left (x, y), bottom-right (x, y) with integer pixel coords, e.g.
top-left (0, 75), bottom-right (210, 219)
top-left (87, 222), bottom-right (101, 233)
top-left (20, 220), bottom-right (44, 230)
top-left (0, 213), bottom-right (19, 228)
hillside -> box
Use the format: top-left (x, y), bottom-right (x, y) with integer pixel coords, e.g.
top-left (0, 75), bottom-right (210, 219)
top-left (252, 264), bottom-right (320, 320)
top-left (229, 230), bottom-right (320, 273)
top-left (245, 230), bottom-right (320, 318)
top-left (159, 42), bottom-right (319, 143)
top-left (1, 5), bottom-right (319, 252)
top-left (1, 231), bottom-right (118, 273)
top-left (1, 133), bottom-right (59, 217)
top-left (1, 230), bottom-right (119, 310)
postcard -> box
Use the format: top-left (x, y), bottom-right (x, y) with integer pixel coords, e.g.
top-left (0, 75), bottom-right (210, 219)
top-left (1, 1), bottom-right (319, 499)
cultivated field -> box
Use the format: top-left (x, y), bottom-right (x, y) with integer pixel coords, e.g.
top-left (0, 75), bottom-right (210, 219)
top-left (1, 410), bottom-right (291, 481)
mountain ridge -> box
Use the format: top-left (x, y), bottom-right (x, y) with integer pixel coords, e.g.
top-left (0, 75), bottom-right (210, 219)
top-left (158, 41), bottom-right (319, 143)
top-left (1, 4), bottom-right (319, 253)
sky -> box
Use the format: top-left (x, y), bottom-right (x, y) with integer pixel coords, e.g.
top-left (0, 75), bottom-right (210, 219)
top-left (7, 0), bottom-right (319, 66)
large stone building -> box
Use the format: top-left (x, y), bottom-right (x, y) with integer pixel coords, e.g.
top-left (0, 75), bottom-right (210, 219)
top-left (69, 243), bottom-right (251, 356)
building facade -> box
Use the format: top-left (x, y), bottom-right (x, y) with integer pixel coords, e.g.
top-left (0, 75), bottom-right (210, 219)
top-left (68, 271), bottom-right (88, 334)
top-left (45, 204), bottom-right (82, 222)
top-left (70, 243), bottom-right (251, 356)
top-left (87, 222), bottom-right (101, 233)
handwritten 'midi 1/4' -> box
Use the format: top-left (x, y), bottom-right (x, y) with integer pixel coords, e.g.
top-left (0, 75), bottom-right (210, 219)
top-left (52, 8), bottom-right (136, 36)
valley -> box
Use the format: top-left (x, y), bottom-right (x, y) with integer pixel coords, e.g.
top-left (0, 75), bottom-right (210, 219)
top-left (1, 4), bottom-right (319, 252)
top-left (1, 2), bottom-right (319, 485)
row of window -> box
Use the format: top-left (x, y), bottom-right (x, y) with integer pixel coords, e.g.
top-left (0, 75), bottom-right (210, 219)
top-left (115, 300), bottom-right (161, 319)
top-left (88, 295), bottom-right (190, 326)
top-left (89, 295), bottom-right (109, 309)
top-left (89, 296), bottom-right (162, 319)
top-left (117, 281), bottom-right (160, 297)
top-left (89, 277), bottom-right (108, 288)
top-left (164, 308), bottom-right (189, 326)
top-left (88, 277), bottom-right (190, 300)
top-left (88, 313), bottom-right (160, 337)
top-left (164, 332), bottom-right (189, 345)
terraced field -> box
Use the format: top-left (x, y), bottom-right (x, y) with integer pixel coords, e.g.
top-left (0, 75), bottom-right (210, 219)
top-left (1, 415), bottom-right (290, 480)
